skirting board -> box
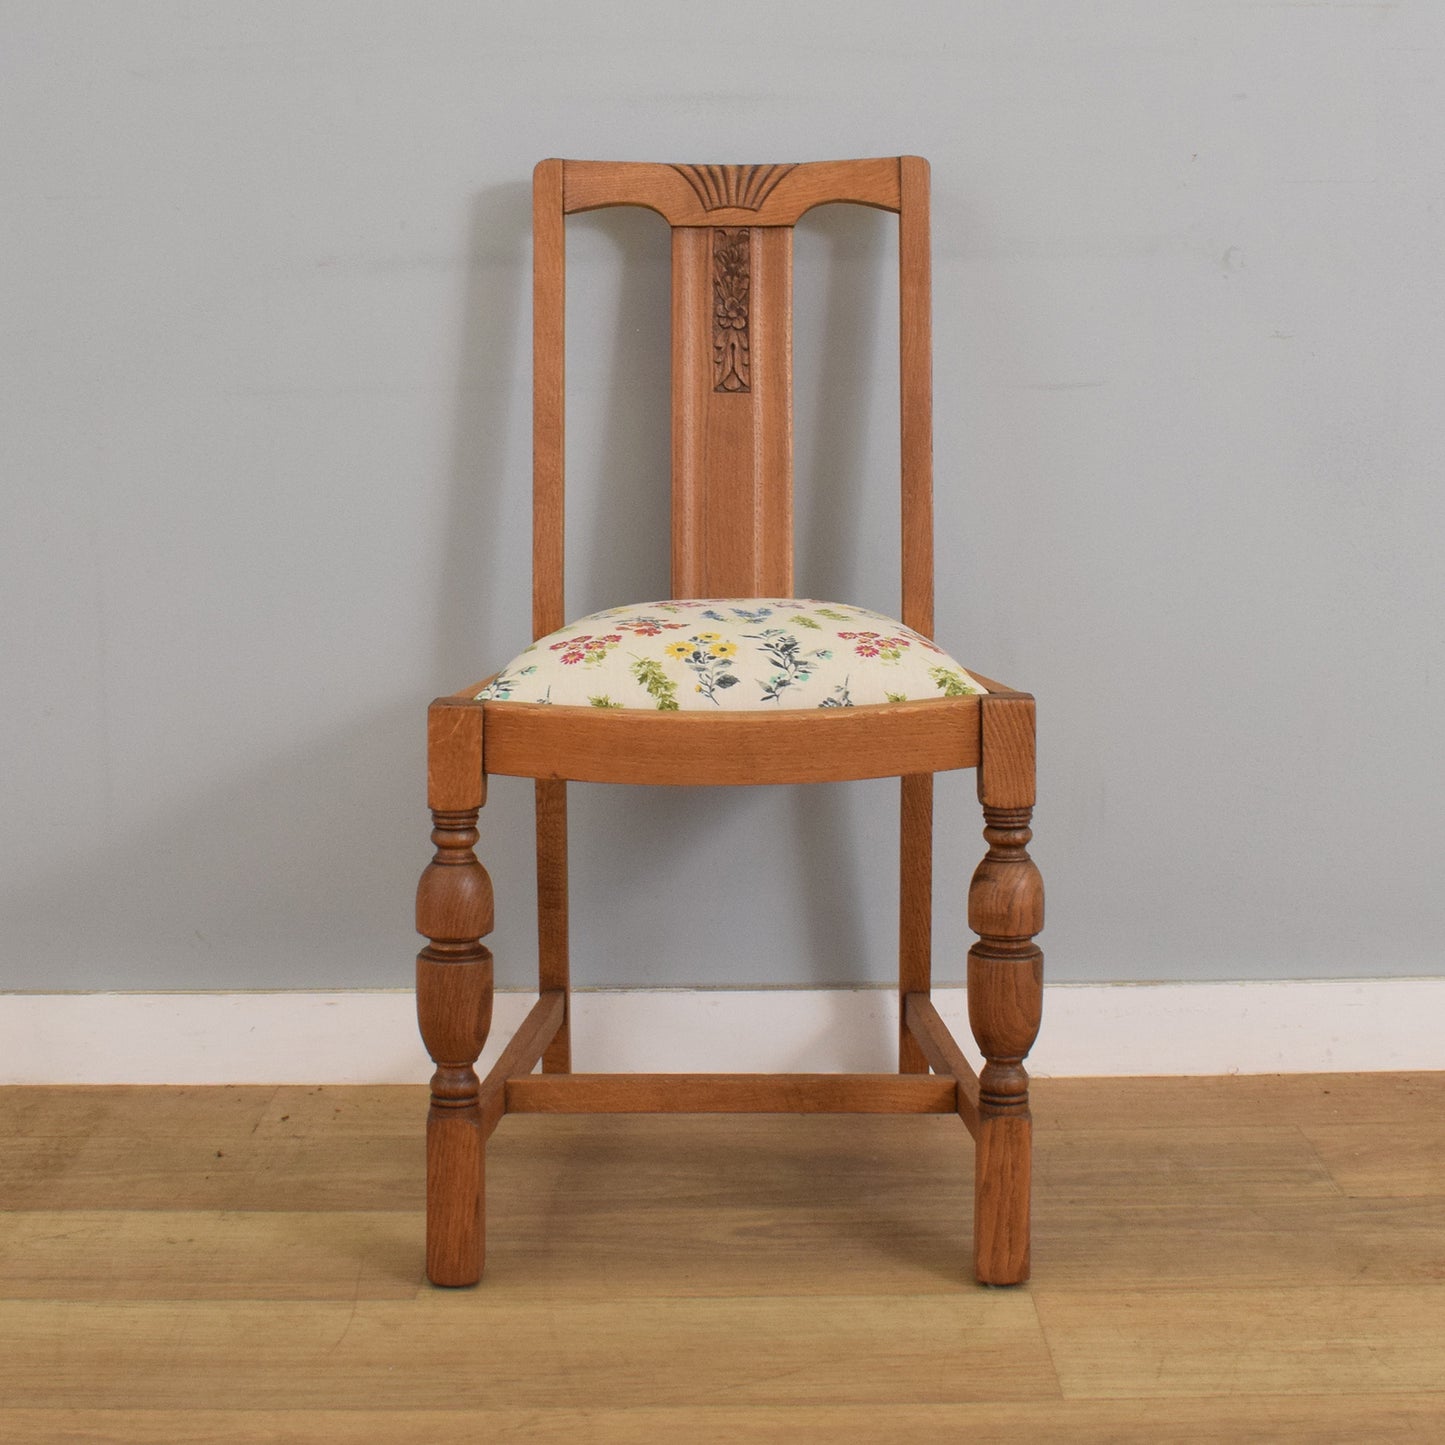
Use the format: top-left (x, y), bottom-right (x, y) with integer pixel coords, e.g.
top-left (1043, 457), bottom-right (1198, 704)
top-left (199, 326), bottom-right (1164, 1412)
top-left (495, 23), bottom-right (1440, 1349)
top-left (2, 979), bottom-right (1442, 1084)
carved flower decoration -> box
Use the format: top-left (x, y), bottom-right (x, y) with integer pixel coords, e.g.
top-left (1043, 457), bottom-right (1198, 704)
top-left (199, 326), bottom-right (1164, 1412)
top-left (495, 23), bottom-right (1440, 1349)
top-left (715, 295), bottom-right (747, 331)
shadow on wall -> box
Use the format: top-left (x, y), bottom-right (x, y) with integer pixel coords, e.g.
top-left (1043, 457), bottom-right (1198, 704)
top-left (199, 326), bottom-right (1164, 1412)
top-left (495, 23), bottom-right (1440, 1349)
top-left (434, 182), bottom-right (532, 687)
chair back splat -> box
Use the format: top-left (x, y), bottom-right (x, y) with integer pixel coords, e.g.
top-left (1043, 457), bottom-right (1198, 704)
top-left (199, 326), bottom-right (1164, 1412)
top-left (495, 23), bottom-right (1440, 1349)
top-left (531, 156), bottom-right (934, 636)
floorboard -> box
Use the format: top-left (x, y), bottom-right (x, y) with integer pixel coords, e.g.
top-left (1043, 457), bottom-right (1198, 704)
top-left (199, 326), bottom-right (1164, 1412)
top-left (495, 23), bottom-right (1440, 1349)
top-left (5, 1400), bottom-right (1445, 1445)
top-left (1, 1075), bottom-right (1442, 1441)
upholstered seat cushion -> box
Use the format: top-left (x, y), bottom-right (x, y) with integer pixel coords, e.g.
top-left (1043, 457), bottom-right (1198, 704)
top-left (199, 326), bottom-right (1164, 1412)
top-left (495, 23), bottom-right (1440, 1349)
top-left (476, 599), bottom-right (987, 711)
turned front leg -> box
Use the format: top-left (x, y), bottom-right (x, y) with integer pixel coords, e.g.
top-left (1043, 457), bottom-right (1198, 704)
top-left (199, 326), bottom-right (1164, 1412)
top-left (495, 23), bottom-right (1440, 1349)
top-left (416, 699), bottom-right (493, 1287)
top-left (417, 808), bottom-right (493, 1285)
top-left (969, 695), bottom-right (1044, 1286)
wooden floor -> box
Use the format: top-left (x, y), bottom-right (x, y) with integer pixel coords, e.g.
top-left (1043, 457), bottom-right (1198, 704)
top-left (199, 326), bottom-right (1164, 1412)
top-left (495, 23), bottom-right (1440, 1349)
top-left (2, 1075), bottom-right (1443, 1443)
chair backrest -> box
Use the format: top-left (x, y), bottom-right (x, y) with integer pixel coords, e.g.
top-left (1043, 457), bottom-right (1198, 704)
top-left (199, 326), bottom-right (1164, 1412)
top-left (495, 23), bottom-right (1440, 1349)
top-left (532, 156), bottom-right (934, 641)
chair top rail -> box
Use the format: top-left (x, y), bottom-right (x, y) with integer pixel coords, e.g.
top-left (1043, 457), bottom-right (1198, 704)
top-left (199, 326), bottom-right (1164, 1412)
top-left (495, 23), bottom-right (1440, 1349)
top-left (557, 156), bottom-right (906, 226)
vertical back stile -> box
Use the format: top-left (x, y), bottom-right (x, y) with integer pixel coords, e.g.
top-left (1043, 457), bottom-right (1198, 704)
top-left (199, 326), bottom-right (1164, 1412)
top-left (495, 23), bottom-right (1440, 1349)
top-left (898, 156), bottom-right (934, 637)
top-left (896, 158), bottom-right (936, 1080)
top-left (533, 159), bottom-right (566, 640)
top-left (670, 227), bottom-right (708, 594)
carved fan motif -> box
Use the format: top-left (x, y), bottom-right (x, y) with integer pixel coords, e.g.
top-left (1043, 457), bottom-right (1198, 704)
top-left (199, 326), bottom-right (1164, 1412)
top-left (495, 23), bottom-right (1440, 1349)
top-left (672, 162), bottom-right (797, 212)
top-left (712, 228), bottom-right (750, 393)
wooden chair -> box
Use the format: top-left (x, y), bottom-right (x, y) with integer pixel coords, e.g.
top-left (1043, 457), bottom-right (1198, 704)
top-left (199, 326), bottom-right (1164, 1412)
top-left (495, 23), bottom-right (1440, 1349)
top-left (415, 157), bottom-right (1044, 1289)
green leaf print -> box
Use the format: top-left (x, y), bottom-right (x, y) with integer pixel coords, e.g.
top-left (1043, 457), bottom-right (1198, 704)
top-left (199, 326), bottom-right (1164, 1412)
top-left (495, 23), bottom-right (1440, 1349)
top-left (814, 607), bottom-right (853, 621)
top-left (588, 695), bottom-right (624, 709)
top-left (885, 691), bottom-right (908, 703)
top-left (928, 665), bottom-right (976, 698)
top-left (790, 614), bottom-right (821, 629)
top-left (630, 657), bottom-right (680, 711)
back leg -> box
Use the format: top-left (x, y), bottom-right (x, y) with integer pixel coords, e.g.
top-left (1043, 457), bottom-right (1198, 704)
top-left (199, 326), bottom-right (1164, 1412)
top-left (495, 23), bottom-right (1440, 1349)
top-left (536, 778), bottom-right (571, 1071)
top-left (899, 772), bottom-right (933, 1072)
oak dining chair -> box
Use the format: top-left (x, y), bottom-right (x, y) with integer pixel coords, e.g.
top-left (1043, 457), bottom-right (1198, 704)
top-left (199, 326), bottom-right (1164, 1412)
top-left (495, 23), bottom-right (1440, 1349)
top-left (415, 157), bottom-right (1044, 1289)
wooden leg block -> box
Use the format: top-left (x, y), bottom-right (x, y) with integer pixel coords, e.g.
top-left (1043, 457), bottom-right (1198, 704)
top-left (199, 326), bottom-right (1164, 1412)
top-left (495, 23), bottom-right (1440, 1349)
top-left (425, 1106), bottom-right (485, 1287)
top-left (416, 941), bottom-right (492, 1288)
top-left (974, 1111), bottom-right (1032, 1285)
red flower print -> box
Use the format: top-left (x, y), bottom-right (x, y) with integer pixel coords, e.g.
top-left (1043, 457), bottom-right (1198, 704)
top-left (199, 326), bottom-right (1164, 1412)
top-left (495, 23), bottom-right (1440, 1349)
top-left (855, 644), bottom-right (881, 657)
top-left (561, 650), bottom-right (586, 664)
top-left (551, 634), bottom-right (589, 651)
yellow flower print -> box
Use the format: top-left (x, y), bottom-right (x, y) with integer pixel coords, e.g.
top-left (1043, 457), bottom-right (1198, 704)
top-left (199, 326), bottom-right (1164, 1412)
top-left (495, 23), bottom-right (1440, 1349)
top-left (665, 641), bottom-right (693, 659)
top-left (709, 641), bottom-right (738, 658)
top-left (695, 631), bottom-right (721, 643)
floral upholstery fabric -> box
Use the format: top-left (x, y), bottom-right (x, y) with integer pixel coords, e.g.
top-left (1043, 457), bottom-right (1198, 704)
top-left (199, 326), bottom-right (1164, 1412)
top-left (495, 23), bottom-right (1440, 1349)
top-left (476, 599), bottom-right (986, 711)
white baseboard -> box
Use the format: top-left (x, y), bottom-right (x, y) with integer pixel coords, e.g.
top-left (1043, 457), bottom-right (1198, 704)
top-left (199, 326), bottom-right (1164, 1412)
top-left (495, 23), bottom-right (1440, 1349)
top-left (2, 979), bottom-right (1442, 1084)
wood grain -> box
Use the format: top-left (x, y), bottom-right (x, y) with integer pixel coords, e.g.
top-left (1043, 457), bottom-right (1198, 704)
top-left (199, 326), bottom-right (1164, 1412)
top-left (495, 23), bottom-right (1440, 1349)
top-left (0, 1294), bottom-right (1051, 1410)
top-left (483, 695), bottom-right (979, 785)
top-left (0, 1128), bottom-right (424, 1212)
top-left (0, 1211), bottom-right (422, 1301)
top-left (1034, 1125), bottom-right (1342, 1206)
top-left (671, 224), bottom-right (793, 597)
top-left (1302, 1118), bottom-right (1445, 1197)
top-left (424, 699), bottom-right (484, 812)
top-left (562, 156), bottom-right (903, 226)
top-left (3, 1077), bottom-right (1445, 1438)
top-left (897, 775), bottom-right (933, 1074)
top-left (1031, 1071), bottom-right (1445, 1131)
top-left (902, 992), bottom-right (981, 1133)
top-left (1036, 1285), bottom-right (1445, 1398)
top-left (478, 990), bottom-right (565, 1137)
top-left (7, 1399), bottom-right (1445, 1445)
top-left (976, 692), bottom-right (1036, 811)
top-left (1033, 1196), bottom-right (1445, 1290)
top-left (898, 154), bottom-right (933, 637)
top-left (6, 1399), bottom-right (1445, 1445)
top-left (415, 791), bottom-right (495, 1285)
top-left (0, 1085), bottom-right (278, 1138)
top-left (505, 1073), bottom-right (959, 1115)
top-left (532, 157), bottom-right (566, 639)
top-left (533, 778), bottom-right (571, 1072)
top-left (967, 795), bottom-right (1043, 1284)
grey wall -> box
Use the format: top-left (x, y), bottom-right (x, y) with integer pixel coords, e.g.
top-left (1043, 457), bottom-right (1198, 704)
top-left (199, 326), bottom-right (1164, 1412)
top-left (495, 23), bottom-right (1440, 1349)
top-left (4, 2), bottom-right (1442, 992)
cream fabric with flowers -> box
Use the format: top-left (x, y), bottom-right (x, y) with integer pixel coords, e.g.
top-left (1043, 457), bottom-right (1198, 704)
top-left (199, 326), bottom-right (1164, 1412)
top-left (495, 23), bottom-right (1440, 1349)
top-left (476, 599), bottom-right (986, 711)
